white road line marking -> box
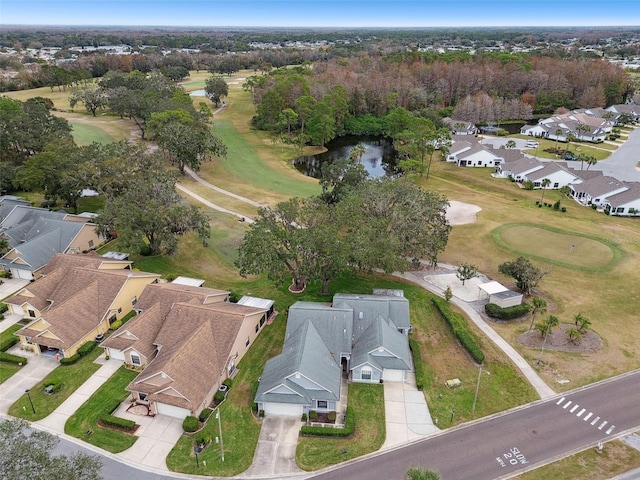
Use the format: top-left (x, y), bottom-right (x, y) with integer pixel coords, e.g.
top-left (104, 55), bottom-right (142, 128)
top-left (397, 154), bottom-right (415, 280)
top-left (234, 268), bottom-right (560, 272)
top-left (584, 412), bottom-right (593, 421)
top-left (606, 425), bottom-right (615, 435)
top-left (577, 408), bottom-right (586, 417)
top-left (598, 421), bottom-right (608, 430)
top-left (563, 401), bottom-right (572, 409)
top-left (591, 416), bottom-right (600, 425)
top-left (557, 397), bottom-right (565, 405)
top-left (570, 405), bottom-right (579, 413)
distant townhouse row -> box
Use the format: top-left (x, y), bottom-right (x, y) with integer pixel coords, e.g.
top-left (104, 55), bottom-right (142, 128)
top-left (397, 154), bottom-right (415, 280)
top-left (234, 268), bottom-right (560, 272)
top-left (446, 137), bottom-right (640, 216)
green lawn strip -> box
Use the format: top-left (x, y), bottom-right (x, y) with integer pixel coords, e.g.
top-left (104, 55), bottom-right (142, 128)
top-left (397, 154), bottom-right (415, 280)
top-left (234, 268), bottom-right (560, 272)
top-left (296, 383), bottom-right (385, 471)
top-left (65, 366), bottom-right (139, 453)
top-left (9, 348), bottom-right (103, 421)
top-left (70, 122), bottom-right (115, 146)
top-left (0, 324), bottom-right (22, 347)
top-left (213, 119), bottom-right (320, 199)
top-left (514, 440), bottom-right (640, 480)
top-left (0, 362), bottom-right (22, 384)
top-left (491, 223), bottom-right (625, 273)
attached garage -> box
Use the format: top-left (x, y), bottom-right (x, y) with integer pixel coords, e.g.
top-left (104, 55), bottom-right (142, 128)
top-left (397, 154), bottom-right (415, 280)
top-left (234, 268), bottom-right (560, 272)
top-left (107, 348), bottom-right (125, 361)
top-left (383, 369), bottom-right (405, 382)
top-left (261, 402), bottom-right (303, 417)
top-left (156, 402), bottom-right (191, 419)
top-left (10, 268), bottom-right (33, 280)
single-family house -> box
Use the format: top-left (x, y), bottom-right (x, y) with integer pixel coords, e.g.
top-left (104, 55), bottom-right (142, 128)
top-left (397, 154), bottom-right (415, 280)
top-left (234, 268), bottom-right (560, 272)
top-left (443, 117), bottom-right (478, 135)
top-left (450, 143), bottom-right (504, 168)
top-left (6, 253), bottom-right (159, 359)
top-left (255, 290), bottom-right (412, 417)
top-left (520, 124), bottom-right (548, 138)
top-left (569, 176), bottom-right (629, 207)
top-left (0, 205), bottom-right (102, 280)
top-left (103, 282), bottom-right (275, 419)
top-left (606, 104), bottom-right (640, 123)
top-left (604, 184), bottom-right (640, 216)
top-left (526, 162), bottom-right (583, 189)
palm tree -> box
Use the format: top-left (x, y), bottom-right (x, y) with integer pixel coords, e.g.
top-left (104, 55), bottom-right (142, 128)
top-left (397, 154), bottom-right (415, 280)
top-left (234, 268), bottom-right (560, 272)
top-left (554, 128), bottom-right (563, 152)
top-left (528, 297), bottom-right (548, 332)
top-left (567, 327), bottom-right (582, 345)
top-left (406, 467), bottom-right (441, 480)
top-left (349, 143), bottom-right (366, 164)
top-left (536, 314), bottom-right (559, 364)
top-left (505, 140), bottom-right (516, 149)
top-left (0, 238), bottom-right (9, 256)
top-left (575, 123), bottom-right (591, 142)
top-left (565, 133), bottom-right (577, 153)
top-left (585, 154), bottom-right (598, 170)
top-left (574, 313), bottom-right (591, 333)
top-left (540, 178), bottom-right (551, 203)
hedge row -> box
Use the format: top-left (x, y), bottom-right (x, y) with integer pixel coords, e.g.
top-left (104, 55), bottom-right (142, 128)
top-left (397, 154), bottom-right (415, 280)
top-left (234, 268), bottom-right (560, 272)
top-left (0, 336), bottom-right (18, 352)
top-left (300, 407), bottom-right (355, 437)
top-left (0, 351), bottom-right (27, 365)
top-left (60, 354), bottom-right (80, 365)
top-left (431, 297), bottom-right (485, 364)
top-left (199, 408), bottom-right (213, 423)
top-left (408, 337), bottom-right (425, 391)
top-left (100, 414), bottom-right (136, 431)
top-left (77, 341), bottom-right (97, 356)
top-left (484, 303), bottom-right (532, 320)
top-left (0, 303), bottom-right (8, 314)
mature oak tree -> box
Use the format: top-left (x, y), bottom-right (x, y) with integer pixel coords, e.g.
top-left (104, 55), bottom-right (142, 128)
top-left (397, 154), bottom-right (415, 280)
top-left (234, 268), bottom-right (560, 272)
top-left (204, 75), bottom-right (229, 107)
top-left (499, 256), bottom-right (548, 295)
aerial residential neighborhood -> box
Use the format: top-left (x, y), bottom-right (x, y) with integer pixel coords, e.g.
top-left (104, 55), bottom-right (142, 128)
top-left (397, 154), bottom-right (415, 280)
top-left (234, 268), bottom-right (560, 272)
top-left (1, 4), bottom-right (640, 480)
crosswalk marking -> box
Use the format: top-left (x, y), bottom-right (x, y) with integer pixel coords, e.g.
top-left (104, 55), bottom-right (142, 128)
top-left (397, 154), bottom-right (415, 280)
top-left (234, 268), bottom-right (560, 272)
top-left (563, 401), bottom-right (572, 409)
top-left (606, 425), bottom-right (615, 435)
top-left (577, 408), bottom-right (586, 417)
top-left (554, 400), bottom-right (613, 434)
top-left (591, 416), bottom-right (600, 425)
top-left (584, 412), bottom-right (593, 421)
top-left (598, 421), bottom-right (608, 430)
top-left (570, 405), bottom-right (579, 413)
top-left (557, 397), bottom-right (565, 405)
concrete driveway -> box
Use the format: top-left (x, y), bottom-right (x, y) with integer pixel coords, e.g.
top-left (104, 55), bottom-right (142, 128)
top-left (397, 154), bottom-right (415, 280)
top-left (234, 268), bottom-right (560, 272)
top-left (0, 346), bottom-right (59, 414)
top-left (591, 126), bottom-right (640, 181)
top-left (242, 416), bottom-right (304, 478)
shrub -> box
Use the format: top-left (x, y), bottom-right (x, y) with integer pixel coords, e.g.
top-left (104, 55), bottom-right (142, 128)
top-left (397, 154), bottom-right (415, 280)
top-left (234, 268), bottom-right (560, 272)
top-left (301, 413), bottom-right (307, 422)
top-left (40, 200), bottom-right (56, 209)
top-left (309, 410), bottom-right (318, 421)
top-left (138, 245), bottom-right (153, 256)
top-left (60, 354), bottom-right (81, 365)
top-left (77, 341), bottom-right (96, 357)
top-left (300, 407), bottom-right (355, 437)
top-left (100, 414), bottom-right (136, 431)
top-left (222, 378), bottom-right (233, 389)
top-left (431, 297), bottom-right (484, 364)
top-left (182, 416), bottom-right (199, 433)
top-left (0, 336), bottom-right (18, 352)
top-left (327, 411), bottom-right (337, 422)
top-left (484, 303), bottom-right (532, 320)
top-left (164, 273), bottom-right (177, 282)
top-left (0, 351), bottom-right (27, 364)
top-left (214, 391), bottom-right (226, 403)
top-left (495, 129), bottom-right (509, 136)
top-left (195, 433), bottom-right (211, 446)
top-left (110, 320), bottom-right (122, 330)
top-left (553, 201), bottom-right (561, 211)
top-left (409, 337), bottom-right (425, 391)
top-left (103, 398), bottom-right (121, 415)
top-left (523, 180), bottom-right (534, 190)
top-left (0, 302), bottom-right (8, 313)
top-left (44, 381), bottom-right (62, 393)
top-left (228, 291), bottom-right (242, 303)
top-left (199, 408), bottom-right (212, 423)
top-left (561, 207), bottom-right (567, 212)
top-left (259, 410), bottom-right (265, 418)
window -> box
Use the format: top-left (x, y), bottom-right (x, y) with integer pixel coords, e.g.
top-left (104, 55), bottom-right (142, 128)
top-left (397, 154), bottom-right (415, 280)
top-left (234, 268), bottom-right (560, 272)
top-left (88, 240), bottom-right (94, 248)
top-left (27, 309), bottom-right (36, 318)
top-left (131, 296), bottom-right (137, 306)
top-left (617, 207), bottom-right (625, 213)
top-left (228, 361), bottom-right (236, 376)
top-left (255, 323), bottom-right (259, 333)
top-left (138, 393), bottom-right (147, 401)
top-left (361, 368), bottom-right (372, 380)
top-left (108, 314), bottom-right (117, 324)
top-left (117, 307), bottom-right (122, 314)
top-left (317, 400), bottom-right (328, 409)
top-left (245, 337), bottom-right (250, 347)
top-left (260, 314), bottom-right (266, 327)
top-left (554, 183), bottom-right (559, 188)
top-left (130, 354), bottom-right (141, 366)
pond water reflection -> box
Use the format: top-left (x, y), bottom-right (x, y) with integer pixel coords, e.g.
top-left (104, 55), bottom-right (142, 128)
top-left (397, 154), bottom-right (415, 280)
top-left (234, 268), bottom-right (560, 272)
top-left (292, 136), bottom-right (400, 179)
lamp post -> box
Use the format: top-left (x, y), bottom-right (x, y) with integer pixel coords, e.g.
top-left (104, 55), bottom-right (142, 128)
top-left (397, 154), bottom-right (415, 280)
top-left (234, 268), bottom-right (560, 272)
top-left (472, 366), bottom-right (490, 414)
top-left (25, 389), bottom-right (35, 414)
top-left (450, 409), bottom-right (455, 424)
top-left (195, 450), bottom-right (199, 468)
top-left (216, 409), bottom-right (224, 462)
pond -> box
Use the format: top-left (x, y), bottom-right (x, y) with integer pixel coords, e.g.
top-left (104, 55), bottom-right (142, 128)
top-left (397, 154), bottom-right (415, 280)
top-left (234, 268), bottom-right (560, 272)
top-left (189, 89), bottom-right (206, 96)
top-left (292, 135), bottom-right (400, 179)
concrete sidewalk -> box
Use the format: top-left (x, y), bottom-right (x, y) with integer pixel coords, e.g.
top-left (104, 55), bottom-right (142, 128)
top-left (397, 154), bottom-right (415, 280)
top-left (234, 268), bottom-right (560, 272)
top-left (36, 356), bottom-right (123, 432)
top-left (395, 268), bottom-right (556, 400)
top-left (0, 278), bottom-right (30, 301)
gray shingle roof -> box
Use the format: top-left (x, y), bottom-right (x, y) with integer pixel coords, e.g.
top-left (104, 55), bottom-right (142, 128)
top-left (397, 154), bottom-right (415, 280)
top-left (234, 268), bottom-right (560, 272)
top-left (351, 316), bottom-right (411, 372)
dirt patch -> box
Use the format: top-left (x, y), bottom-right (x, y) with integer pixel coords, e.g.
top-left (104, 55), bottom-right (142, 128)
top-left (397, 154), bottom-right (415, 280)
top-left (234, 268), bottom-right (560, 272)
top-left (446, 200), bottom-right (482, 225)
top-left (518, 324), bottom-right (602, 354)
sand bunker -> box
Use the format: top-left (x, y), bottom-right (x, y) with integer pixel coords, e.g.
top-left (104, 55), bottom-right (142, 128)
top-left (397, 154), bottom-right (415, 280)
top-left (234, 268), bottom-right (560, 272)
top-left (446, 200), bottom-right (482, 225)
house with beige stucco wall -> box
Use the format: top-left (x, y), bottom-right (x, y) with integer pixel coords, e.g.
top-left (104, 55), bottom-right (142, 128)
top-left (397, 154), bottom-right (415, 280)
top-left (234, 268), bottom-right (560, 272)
top-left (5, 253), bottom-right (160, 359)
top-left (102, 282), bottom-right (276, 419)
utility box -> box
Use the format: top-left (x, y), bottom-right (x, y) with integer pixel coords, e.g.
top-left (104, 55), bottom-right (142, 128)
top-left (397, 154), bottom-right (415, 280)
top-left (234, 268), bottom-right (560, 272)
top-left (445, 378), bottom-right (462, 388)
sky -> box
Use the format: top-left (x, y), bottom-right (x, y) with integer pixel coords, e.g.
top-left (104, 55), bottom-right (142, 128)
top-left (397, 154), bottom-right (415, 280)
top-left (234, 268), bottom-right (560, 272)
top-left (1, 0), bottom-right (639, 28)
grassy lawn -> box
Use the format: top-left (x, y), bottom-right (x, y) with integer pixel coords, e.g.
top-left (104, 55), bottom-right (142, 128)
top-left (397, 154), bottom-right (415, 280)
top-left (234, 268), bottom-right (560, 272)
top-left (65, 366), bottom-right (139, 453)
top-left (492, 223), bottom-right (624, 272)
top-left (510, 134), bottom-right (613, 160)
top-left (9, 347), bottom-right (103, 421)
top-left (513, 440), bottom-right (640, 480)
top-left (0, 324), bottom-right (24, 384)
top-left (296, 383), bottom-right (385, 471)
top-left (0, 324), bottom-right (22, 345)
top-left (70, 122), bottom-right (116, 146)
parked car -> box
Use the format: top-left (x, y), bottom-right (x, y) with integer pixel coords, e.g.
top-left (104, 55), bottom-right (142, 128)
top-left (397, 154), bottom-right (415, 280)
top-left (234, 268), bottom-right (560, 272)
top-left (95, 333), bottom-right (105, 343)
top-left (564, 152), bottom-right (578, 161)
top-left (525, 141), bottom-right (539, 148)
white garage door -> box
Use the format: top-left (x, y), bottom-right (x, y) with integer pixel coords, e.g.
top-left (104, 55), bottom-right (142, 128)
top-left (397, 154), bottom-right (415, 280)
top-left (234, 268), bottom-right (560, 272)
top-left (11, 268), bottom-right (33, 280)
top-left (157, 403), bottom-right (191, 419)
top-left (263, 402), bottom-right (303, 417)
top-left (108, 349), bottom-right (125, 361)
top-left (383, 369), bottom-right (405, 382)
